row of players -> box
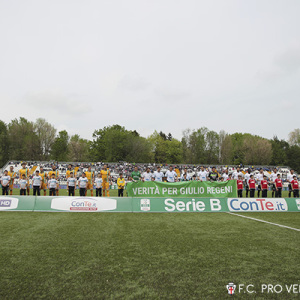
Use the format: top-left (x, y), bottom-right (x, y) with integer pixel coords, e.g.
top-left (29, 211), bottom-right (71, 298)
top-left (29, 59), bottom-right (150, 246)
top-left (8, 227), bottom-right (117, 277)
top-left (133, 166), bottom-right (299, 198)
top-left (0, 163), bottom-right (116, 197)
top-left (1, 164), bottom-right (299, 198)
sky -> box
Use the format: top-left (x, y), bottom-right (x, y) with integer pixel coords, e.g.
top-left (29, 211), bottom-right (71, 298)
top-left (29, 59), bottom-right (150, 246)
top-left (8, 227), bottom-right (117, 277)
top-left (0, 0), bottom-right (300, 141)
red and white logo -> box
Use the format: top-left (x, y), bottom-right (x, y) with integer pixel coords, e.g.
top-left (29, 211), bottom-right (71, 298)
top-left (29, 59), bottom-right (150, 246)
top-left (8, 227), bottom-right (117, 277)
top-left (226, 283), bottom-right (236, 295)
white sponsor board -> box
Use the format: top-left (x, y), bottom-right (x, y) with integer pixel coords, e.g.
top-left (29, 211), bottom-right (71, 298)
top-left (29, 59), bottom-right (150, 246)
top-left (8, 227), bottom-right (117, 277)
top-left (227, 198), bottom-right (288, 212)
top-left (51, 197), bottom-right (117, 212)
top-left (0, 197), bottom-right (19, 210)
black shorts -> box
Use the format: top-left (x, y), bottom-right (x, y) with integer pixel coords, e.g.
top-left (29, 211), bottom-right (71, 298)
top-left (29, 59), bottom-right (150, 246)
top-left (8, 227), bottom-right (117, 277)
top-left (237, 190), bottom-right (243, 197)
top-left (80, 188), bottom-right (86, 197)
top-left (2, 186), bottom-right (9, 195)
top-left (68, 186), bottom-right (75, 196)
top-left (49, 188), bottom-right (56, 196)
top-left (96, 188), bottom-right (102, 197)
top-left (33, 186), bottom-right (40, 196)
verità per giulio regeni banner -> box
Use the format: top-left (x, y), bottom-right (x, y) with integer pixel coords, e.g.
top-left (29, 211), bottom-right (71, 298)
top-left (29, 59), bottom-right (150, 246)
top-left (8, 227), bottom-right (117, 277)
top-left (126, 180), bottom-right (237, 198)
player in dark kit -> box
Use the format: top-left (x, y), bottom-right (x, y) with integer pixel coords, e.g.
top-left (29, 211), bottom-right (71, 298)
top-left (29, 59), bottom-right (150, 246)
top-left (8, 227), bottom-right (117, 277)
top-left (274, 174), bottom-right (283, 198)
top-left (208, 167), bottom-right (219, 181)
top-left (237, 175), bottom-right (244, 198)
top-left (261, 175), bottom-right (269, 198)
top-left (291, 175), bottom-right (299, 198)
top-left (248, 175), bottom-right (256, 198)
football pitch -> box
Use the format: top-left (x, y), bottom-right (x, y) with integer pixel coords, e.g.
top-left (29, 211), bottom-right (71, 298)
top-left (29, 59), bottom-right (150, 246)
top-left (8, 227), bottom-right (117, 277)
top-left (0, 210), bottom-right (299, 299)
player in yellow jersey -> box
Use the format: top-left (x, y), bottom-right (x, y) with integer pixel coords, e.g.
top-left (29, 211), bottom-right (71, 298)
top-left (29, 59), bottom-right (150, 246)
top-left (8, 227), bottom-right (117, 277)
top-left (85, 166), bottom-right (94, 196)
top-left (19, 162), bottom-right (30, 195)
top-left (117, 173), bottom-right (126, 197)
top-left (100, 164), bottom-right (111, 197)
top-left (39, 166), bottom-right (47, 196)
top-left (48, 165), bottom-right (60, 196)
top-left (66, 164), bottom-right (76, 179)
top-left (8, 166), bottom-right (17, 195)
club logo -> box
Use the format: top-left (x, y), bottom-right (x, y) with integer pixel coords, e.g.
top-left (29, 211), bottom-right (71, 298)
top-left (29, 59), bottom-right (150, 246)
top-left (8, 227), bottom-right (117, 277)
top-left (296, 200), bottom-right (300, 211)
top-left (226, 283), bottom-right (236, 295)
top-left (140, 199), bottom-right (150, 211)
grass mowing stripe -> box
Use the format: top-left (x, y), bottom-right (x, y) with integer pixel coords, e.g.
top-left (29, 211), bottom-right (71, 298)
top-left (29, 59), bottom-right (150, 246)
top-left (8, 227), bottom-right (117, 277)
top-left (226, 212), bottom-right (300, 232)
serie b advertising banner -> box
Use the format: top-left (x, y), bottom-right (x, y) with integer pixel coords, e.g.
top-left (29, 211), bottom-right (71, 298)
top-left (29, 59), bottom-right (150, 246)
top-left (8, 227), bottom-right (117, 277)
top-left (126, 180), bottom-right (238, 198)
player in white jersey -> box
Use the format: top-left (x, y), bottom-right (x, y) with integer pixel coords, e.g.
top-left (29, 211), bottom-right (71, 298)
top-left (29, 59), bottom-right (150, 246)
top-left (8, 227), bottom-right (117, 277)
top-left (244, 169), bottom-right (251, 197)
top-left (94, 173), bottom-right (103, 197)
top-left (287, 169), bottom-right (295, 198)
top-left (19, 174), bottom-right (28, 195)
top-left (1, 170), bottom-right (11, 195)
top-left (32, 170), bottom-right (42, 196)
top-left (48, 173), bottom-right (59, 196)
top-left (269, 168), bottom-right (278, 198)
top-left (67, 172), bottom-right (77, 196)
top-left (165, 166), bottom-right (177, 182)
top-left (197, 166), bottom-right (209, 181)
top-left (142, 168), bottom-right (153, 182)
top-left (222, 169), bottom-right (229, 181)
top-left (153, 167), bottom-right (164, 182)
top-left (256, 169), bottom-right (264, 198)
top-left (232, 167), bottom-right (244, 180)
top-left (180, 168), bottom-right (191, 181)
top-left (78, 172), bottom-right (88, 197)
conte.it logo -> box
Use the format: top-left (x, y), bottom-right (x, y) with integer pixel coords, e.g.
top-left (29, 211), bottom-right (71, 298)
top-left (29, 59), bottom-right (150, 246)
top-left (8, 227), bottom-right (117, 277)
top-left (226, 283), bottom-right (236, 295)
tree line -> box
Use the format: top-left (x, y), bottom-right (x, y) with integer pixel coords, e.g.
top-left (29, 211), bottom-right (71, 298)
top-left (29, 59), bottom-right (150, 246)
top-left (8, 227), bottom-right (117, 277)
top-left (1, 118), bottom-right (300, 171)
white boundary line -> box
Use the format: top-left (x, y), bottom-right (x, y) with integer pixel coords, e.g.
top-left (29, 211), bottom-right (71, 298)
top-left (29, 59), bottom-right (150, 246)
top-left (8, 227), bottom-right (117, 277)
top-left (226, 212), bottom-right (300, 232)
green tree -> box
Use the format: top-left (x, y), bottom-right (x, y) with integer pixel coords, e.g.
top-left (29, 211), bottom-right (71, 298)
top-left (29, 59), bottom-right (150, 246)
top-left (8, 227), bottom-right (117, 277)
top-left (125, 133), bottom-right (153, 163)
top-left (182, 127), bottom-right (219, 164)
top-left (0, 120), bottom-right (9, 167)
top-left (148, 131), bottom-right (182, 163)
top-left (288, 129), bottom-right (300, 147)
top-left (34, 118), bottom-right (56, 160)
top-left (51, 130), bottom-right (70, 161)
top-left (68, 134), bottom-right (91, 162)
top-left (148, 131), bottom-right (168, 163)
top-left (219, 131), bottom-right (233, 164)
top-left (166, 138), bottom-right (183, 163)
top-left (286, 145), bottom-right (300, 172)
top-left (205, 130), bottom-right (219, 164)
top-left (91, 125), bottom-right (152, 162)
top-left (270, 136), bottom-right (289, 166)
top-left (8, 117), bottom-right (40, 160)
top-left (182, 128), bottom-right (206, 164)
top-left (242, 136), bottom-right (272, 165)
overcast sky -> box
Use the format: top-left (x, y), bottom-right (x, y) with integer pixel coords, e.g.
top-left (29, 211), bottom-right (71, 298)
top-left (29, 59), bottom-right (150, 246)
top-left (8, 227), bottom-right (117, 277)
top-left (0, 0), bottom-right (299, 141)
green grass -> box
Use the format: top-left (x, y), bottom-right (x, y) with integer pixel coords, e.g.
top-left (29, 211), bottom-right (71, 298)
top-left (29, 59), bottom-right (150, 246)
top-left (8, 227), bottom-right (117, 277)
top-left (0, 212), bottom-right (299, 299)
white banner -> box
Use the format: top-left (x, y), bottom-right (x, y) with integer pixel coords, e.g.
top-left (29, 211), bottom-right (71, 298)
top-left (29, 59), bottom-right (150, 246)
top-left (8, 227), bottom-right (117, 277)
top-left (51, 197), bottom-right (117, 212)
